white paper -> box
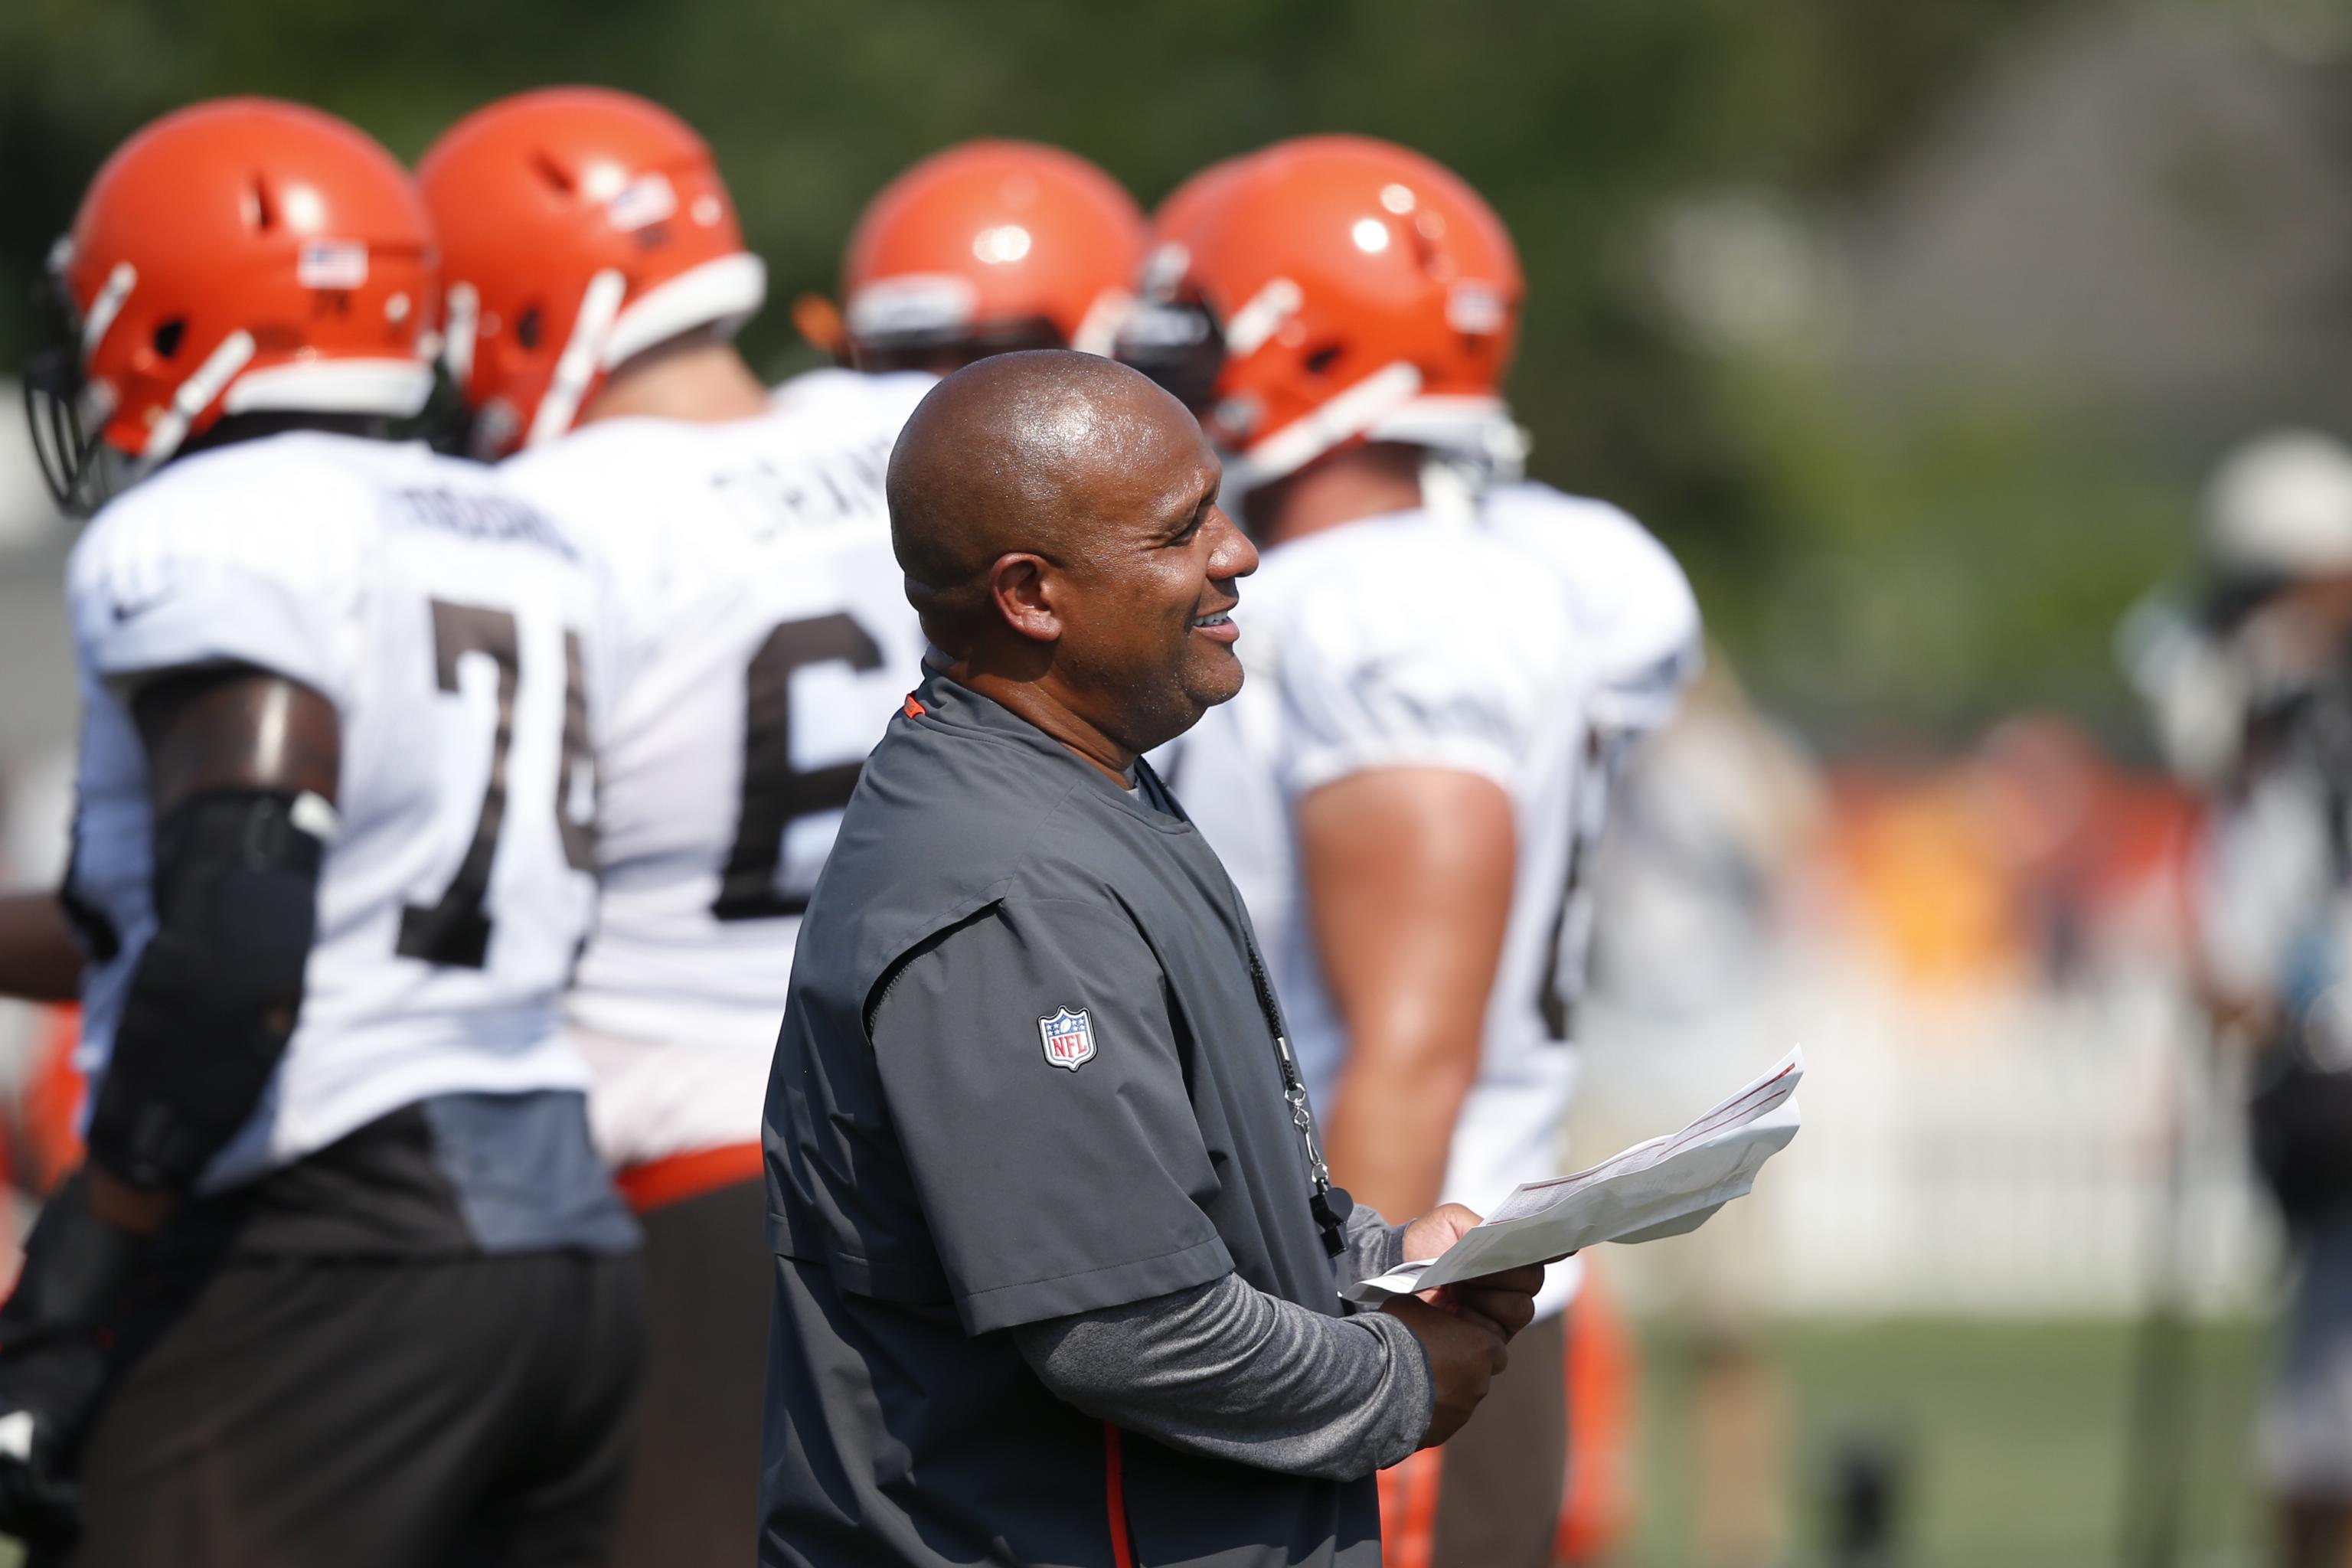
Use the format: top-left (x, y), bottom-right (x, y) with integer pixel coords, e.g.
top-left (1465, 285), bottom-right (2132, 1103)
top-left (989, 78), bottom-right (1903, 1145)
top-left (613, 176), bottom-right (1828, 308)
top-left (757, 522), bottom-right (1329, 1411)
top-left (1342, 1046), bottom-right (1803, 1303)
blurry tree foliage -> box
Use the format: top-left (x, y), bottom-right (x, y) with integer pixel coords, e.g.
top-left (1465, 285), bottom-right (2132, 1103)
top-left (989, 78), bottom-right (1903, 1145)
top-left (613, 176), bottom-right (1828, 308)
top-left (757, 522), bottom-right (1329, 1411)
top-left (7, 0), bottom-right (2329, 745)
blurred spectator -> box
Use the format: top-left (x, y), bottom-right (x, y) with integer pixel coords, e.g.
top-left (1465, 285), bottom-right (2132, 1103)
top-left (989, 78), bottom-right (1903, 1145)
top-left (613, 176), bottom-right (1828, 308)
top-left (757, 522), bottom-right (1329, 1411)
top-left (2127, 428), bottom-right (2352, 1568)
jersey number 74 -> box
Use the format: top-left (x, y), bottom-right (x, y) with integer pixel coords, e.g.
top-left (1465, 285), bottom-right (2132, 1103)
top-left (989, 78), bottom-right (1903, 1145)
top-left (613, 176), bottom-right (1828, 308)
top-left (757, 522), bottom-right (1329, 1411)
top-left (397, 598), bottom-right (594, 969)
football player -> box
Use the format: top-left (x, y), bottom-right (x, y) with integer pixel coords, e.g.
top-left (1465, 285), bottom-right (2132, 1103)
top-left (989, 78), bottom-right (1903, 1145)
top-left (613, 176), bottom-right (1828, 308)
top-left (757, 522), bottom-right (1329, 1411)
top-left (775, 136), bottom-right (1143, 442)
top-left (792, 137), bottom-right (1142, 377)
top-left (0, 99), bottom-right (641, 1565)
top-left (1124, 137), bottom-right (1701, 1568)
top-left (419, 101), bottom-right (1146, 1564)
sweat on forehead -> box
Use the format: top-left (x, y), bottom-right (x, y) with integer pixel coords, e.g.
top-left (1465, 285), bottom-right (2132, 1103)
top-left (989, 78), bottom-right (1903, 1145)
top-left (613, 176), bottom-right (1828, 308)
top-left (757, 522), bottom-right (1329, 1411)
top-left (887, 350), bottom-right (1197, 590)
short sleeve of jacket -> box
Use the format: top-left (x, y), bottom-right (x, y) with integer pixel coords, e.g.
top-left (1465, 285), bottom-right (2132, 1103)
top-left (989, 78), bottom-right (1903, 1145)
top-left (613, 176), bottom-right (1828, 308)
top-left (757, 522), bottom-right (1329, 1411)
top-left (1270, 537), bottom-right (1573, 799)
top-left (867, 895), bottom-right (1233, 1334)
top-left (66, 452), bottom-right (363, 706)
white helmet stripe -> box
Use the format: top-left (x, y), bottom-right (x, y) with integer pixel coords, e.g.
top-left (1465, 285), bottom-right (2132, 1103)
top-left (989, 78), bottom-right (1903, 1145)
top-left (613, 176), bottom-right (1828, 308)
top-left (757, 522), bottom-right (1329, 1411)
top-left (1070, 286), bottom-right (1133, 358)
top-left (139, 328), bottom-right (257, 472)
top-left (527, 268), bottom-right (628, 449)
top-left (1220, 276), bottom-right (1302, 361)
top-left (80, 263), bottom-right (137, 361)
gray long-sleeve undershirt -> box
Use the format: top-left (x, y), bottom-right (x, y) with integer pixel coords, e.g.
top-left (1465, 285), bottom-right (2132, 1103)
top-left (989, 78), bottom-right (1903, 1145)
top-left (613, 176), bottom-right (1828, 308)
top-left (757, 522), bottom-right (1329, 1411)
top-left (1009, 1204), bottom-right (1429, 1482)
top-left (1338, 1201), bottom-right (1410, 1284)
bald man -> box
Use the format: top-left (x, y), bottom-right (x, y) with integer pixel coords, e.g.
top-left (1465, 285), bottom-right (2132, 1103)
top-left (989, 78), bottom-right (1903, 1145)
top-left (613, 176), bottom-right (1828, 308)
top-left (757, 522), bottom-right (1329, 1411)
top-left (759, 353), bottom-right (1543, 1568)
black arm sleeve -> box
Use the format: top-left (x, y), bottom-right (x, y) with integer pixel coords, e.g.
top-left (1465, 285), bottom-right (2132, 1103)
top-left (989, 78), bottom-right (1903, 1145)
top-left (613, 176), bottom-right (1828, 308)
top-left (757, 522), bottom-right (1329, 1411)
top-left (84, 788), bottom-right (332, 1192)
top-left (1011, 1272), bottom-right (1432, 1481)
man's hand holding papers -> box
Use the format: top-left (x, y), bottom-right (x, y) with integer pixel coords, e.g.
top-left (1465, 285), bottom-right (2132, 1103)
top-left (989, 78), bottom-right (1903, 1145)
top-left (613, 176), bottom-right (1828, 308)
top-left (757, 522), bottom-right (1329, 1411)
top-left (1348, 1048), bottom-right (1805, 1305)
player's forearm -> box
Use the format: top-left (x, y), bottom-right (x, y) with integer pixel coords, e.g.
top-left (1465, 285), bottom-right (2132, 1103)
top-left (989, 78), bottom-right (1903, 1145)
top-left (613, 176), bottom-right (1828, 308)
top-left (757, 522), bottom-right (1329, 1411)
top-left (0, 893), bottom-right (85, 1004)
top-left (1321, 1037), bottom-right (1479, 1223)
top-left (1298, 769), bottom-right (1513, 1224)
top-left (1013, 1272), bottom-right (1431, 1481)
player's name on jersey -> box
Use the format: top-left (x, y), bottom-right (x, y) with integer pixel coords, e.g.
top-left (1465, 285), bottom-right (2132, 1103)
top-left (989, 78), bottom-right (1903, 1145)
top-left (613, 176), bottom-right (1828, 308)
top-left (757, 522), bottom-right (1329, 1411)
top-left (390, 485), bottom-right (581, 561)
top-left (707, 432), bottom-right (897, 542)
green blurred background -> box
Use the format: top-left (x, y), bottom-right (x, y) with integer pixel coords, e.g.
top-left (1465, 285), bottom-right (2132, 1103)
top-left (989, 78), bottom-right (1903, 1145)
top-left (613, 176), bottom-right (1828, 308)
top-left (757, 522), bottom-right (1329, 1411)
top-left (11, 0), bottom-right (2350, 746)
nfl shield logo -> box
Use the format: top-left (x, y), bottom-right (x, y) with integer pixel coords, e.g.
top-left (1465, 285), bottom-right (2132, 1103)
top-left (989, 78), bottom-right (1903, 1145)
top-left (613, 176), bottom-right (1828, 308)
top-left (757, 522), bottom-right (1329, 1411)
top-left (1038, 1007), bottom-right (1097, 1072)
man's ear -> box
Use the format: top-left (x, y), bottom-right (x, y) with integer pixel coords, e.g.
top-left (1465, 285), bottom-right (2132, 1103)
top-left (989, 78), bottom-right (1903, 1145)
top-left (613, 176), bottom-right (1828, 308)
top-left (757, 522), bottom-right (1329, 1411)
top-left (988, 554), bottom-right (1061, 644)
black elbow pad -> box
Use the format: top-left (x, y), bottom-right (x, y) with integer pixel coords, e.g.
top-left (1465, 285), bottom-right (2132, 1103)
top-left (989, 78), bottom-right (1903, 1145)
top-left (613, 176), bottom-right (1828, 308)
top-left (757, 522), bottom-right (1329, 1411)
top-left (84, 789), bottom-right (333, 1192)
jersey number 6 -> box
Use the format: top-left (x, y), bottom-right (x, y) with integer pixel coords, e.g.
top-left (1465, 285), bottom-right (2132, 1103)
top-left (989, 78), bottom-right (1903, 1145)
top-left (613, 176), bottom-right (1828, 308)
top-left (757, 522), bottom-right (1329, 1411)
top-left (397, 599), bottom-right (594, 969)
top-left (711, 612), bottom-right (884, 922)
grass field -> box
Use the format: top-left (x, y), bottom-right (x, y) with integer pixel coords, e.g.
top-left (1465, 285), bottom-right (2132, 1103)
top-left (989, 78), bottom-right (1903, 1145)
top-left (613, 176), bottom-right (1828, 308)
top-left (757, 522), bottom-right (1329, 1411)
top-left (1629, 1318), bottom-right (2272, 1568)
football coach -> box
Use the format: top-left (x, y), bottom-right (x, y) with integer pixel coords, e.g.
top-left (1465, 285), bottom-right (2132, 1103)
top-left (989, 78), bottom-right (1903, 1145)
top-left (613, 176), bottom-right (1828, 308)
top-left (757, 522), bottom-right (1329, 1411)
top-left (759, 351), bottom-right (1546, 1568)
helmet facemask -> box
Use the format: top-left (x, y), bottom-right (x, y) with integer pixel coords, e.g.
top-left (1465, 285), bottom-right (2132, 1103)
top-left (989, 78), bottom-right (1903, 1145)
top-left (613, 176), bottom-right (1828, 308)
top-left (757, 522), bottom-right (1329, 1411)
top-left (22, 263), bottom-right (124, 518)
top-left (1114, 293), bottom-right (1225, 416)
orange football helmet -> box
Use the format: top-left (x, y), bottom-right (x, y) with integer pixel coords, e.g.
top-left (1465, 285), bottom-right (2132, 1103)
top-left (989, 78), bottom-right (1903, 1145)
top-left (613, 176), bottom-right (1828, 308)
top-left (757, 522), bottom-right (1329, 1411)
top-left (1142, 154), bottom-right (1257, 296)
top-left (416, 87), bottom-right (766, 457)
top-left (1138, 136), bottom-right (1524, 495)
top-left (839, 140), bottom-right (1143, 370)
top-left (26, 97), bottom-right (436, 514)
top-left (1116, 152), bottom-right (1261, 412)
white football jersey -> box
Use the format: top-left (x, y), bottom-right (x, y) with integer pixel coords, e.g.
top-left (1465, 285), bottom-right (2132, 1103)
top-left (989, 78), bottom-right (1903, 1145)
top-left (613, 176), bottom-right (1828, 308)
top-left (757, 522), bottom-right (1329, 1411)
top-left (65, 433), bottom-right (606, 1192)
top-left (498, 370), bottom-right (935, 1167)
top-left (1481, 483), bottom-right (1703, 1035)
top-left (1163, 482), bottom-right (1698, 1319)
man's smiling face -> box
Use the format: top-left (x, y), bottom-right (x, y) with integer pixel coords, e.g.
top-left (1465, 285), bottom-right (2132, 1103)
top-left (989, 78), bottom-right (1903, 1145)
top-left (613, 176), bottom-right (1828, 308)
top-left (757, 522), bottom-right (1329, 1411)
top-left (884, 351), bottom-right (1265, 766)
top-left (1044, 388), bottom-right (1258, 754)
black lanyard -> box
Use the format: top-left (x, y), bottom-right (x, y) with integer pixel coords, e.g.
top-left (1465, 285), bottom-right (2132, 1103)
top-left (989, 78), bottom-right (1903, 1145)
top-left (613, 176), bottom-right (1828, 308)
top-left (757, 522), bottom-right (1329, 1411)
top-left (1244, 938), bottom-right (1346, 1259)
top-left (1140, 756), bottom-right (1346, 1259)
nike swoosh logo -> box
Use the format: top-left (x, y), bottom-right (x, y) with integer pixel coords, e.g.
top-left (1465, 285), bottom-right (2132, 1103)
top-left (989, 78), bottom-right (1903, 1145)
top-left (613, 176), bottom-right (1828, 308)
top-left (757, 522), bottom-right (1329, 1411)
top-left (111, 595), bottom-right (165, 622)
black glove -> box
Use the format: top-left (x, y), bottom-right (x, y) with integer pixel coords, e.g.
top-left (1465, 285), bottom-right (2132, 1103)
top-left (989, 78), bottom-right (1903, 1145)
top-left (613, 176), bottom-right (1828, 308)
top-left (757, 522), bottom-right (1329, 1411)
top-left (0, 1173), bottom-right (146, 1553)
top-left (0, 1353), bottom-right (93, 1557)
